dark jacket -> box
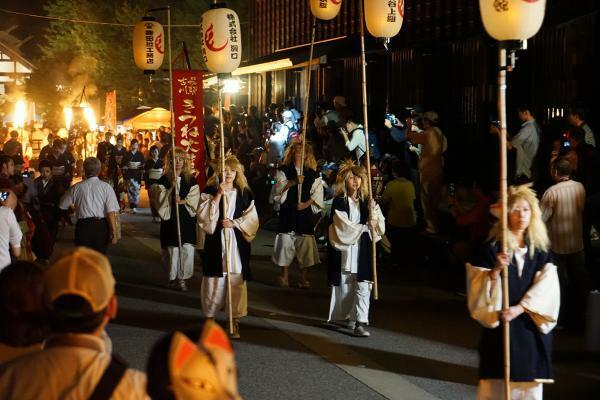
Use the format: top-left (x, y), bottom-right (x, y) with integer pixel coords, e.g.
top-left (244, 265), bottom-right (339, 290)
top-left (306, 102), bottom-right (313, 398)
top-left (277, 165), bottom-right (319, 235)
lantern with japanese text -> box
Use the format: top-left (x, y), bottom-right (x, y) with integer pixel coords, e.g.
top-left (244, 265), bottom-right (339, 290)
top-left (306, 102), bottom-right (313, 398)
top-left (310, 0), bottom-right (342, 21)
top-left (480, 0), bottom-right (546, 40)
top-left (200, 5), bottom-right (242, 74)
top-left (364, 0), bottom-right (404, 38)
top-left (133, 17), bottom-right (165, 74)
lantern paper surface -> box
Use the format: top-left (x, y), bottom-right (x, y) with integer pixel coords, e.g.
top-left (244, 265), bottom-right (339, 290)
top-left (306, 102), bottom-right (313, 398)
top-left (200, 7), bottom-right (242, 74)
top-left (364, 0), bottom-right (404, 38)
top-left (310, 0), bottom-right (342, 21)
top-left (480, 0), bottom-right (546, 40)
top-left (133, 20), bottom-right (165, 73)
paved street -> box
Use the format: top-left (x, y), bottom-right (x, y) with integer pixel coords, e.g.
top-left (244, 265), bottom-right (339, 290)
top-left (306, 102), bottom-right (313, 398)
top-left (51, 204), bottom-right (600, 400)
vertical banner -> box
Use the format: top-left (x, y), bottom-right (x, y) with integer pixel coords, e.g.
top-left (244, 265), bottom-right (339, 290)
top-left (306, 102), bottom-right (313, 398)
top-left (172, 70), bottom-right (206, 188)
top-left (104, 90), bottom-right (117, 132)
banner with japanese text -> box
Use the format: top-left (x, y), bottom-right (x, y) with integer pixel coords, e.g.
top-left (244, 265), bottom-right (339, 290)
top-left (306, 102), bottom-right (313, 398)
top-left (104, 90), bottom-right (117, 132)
top-left (172, 70), bottom-right (206, 188)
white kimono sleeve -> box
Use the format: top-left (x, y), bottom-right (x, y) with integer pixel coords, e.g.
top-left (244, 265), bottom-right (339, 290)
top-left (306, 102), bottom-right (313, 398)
top-left (232, 201), bottom-right (260, 242)
top-left (272, 170), bottom-right (289, 205)
top-left (466, 262), bottom-right (561, 334)
top-left (197, 193), bottom-right (220, 234)
top-left (184, 185), bottom-right (200, 217)
top-left (309, 177), bottom-right (324, 213)
top-left (520, 263), bottom-right (560, 334)
top-left (329, 206), bottom-right (385, 251)
top-left (466, 263), bottom-right (502, 328)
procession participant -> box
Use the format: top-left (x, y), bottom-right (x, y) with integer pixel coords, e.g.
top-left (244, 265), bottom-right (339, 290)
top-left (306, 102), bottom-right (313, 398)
top-left (96, 131), bottom-right (114, 164)
top-left (155, 148), bottom-right (200, 292)
top-left (58, 157), bottom-right (120, 254)
top-left (466, 185), bottom-right (560, 400)
top-left (46, 138), bottom-right (73, 193)
top-left (327, 161), bottom-right (385, 337)
top-left (109, 134), bottom-right (128, 211)
top-left (123, 139), bottom-right (145, 213)
top-left (38, 133), bottom-right (55, 161)
top-left (144, 145), bottom-right (164, 223)
top-left (31, 160), bottom-right (62, 262)
top-left (197, 155), bottom-right (258, 339)
top-left (272, 138), bottom-right (324, 288)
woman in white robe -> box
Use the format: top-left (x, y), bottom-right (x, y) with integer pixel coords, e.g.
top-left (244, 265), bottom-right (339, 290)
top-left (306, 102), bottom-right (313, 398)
top-left (466, 185), bottom-right (560, 400)
top-left (272, 138), bottom-right (324, 288)
top-left (327, 161), bottom-right (385, 337)
top-left (197, 155), bottom-right (259, 339)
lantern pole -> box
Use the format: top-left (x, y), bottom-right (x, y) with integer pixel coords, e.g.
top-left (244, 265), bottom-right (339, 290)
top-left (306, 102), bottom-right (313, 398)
top-left (497, 41), bottom-right (511, 400)
top-left (297, 16), bottom-right (317, 204)
top-left (217, 74), bottom-right (234, 335)
top-left (149, 5), bottom-right (186, 282)
top-left (358, 0), bottom-right (378, 300)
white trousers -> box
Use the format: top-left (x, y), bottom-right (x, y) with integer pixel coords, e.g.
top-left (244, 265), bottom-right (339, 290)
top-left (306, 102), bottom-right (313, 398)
top-left (272, 233), bottom-right (320, 268)
top-left (477, 380), bottom-right (543, 400)
top-left (162, 244), bottom-right (195, 281)
top-left (328, 273), bottom-right (371, 324)
top-left (201, 274), bottom-right (248, 318)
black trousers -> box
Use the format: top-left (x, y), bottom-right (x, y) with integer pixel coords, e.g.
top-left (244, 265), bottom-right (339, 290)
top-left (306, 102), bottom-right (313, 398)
top-left (75, 218), bottom-right (109, 254)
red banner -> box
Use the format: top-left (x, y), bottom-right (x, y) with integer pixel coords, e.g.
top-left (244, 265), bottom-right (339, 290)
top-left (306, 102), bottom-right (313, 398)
top-left (172, 70), bottom-right (206, 188)
top-left (104, 90), bottom-right (117, 132)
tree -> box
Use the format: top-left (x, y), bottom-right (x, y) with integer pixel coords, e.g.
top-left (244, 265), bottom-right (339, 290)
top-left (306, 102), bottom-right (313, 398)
top-left (27, 0), bottom-right (248, 127)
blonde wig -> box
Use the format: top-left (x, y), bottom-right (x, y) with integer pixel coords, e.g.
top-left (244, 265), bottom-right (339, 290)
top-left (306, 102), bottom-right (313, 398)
top-left (334, 159), bottom-right (369, 201)
top-left (489, 184), bottom-right (550, 257)
top-left (164, 147), bottom-right (193, 183)
top-left (282, 138), bottom-right (317, 171)
top-left (206, 155), bottom-right (251, 193)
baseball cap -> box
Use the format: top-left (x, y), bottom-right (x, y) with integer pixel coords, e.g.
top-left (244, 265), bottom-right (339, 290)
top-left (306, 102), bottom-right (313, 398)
top-left (45, 247), bottom-right (116, 313)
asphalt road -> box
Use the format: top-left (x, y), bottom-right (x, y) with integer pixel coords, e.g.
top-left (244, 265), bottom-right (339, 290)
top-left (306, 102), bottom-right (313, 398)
top-left (51, 207), bottom-right (600, 400)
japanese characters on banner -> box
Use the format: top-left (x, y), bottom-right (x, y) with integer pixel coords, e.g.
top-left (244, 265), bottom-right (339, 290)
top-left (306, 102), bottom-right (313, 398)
top-left (104, 90), bottom-right (117, 132)
top-left (133, 18), bottom-right (165, 73)
top-left (172, 70), bottom-right (206, 188)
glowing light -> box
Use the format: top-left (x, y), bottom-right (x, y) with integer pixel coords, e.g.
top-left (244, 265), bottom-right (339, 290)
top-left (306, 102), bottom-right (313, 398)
top-left (14, 100), bottom-right (26, 128)
top-left (64, 107), bottom-right (73, 130)
top-left (84, 107), bottom-right (97, 131)
top-left (222, 79), bottom-right (241, 94)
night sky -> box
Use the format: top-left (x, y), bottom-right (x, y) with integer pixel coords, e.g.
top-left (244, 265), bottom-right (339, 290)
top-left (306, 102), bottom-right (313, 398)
top-left (0, 1), bottom-right (49, 60)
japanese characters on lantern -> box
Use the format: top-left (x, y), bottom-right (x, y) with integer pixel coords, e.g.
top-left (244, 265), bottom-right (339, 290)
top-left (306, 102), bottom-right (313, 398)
top-left (310, 0), bottom-right (342, 20)
top-left (480, 0), bottom-right (546, 41)
top-left (133, 18), bottom-right (165, 73)
top-left (364, 0), bottom-right (404, 38)
top-left (200, 6), bottom-right (242, 74)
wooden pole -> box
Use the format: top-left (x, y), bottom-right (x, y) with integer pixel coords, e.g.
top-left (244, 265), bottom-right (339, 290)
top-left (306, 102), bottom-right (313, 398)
top-left (217, 77), bottom-right (234, 335)
top-left (358, 0), bottom-right (378, 300)
top-left (298, 16), bottom-right (317, 204)
top-left (498, 44), bottom-right (511, 400)
top-left (167, 6), bottom-right (185, 282)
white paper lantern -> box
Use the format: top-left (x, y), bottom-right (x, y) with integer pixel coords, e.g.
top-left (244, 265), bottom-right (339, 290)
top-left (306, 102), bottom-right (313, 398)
top-left (133, 18), bottom-right (165, 74)
top-left (479, 0), bottom-right (546, 40)
top-left (364, 0), bottom-right (404, 38)
top-left (200, 6), bottom-right (242, 74)
top-left (310, 0), bottom-right (342, 21)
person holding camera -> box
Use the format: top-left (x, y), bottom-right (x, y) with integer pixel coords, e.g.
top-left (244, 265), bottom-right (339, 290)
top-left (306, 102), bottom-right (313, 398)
top-left (338, 109), bottom-right (366, 162)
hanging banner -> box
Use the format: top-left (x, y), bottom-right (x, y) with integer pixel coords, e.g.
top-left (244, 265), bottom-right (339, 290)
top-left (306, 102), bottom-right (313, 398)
top-left (172, 70), bottom-right (206, 188)
top-left (104, 90), bottom-right (117, 132)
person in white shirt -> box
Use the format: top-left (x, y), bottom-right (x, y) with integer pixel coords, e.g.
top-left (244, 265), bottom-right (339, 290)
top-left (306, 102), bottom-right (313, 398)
top-left (59, 157), bottom-right (120, 254)
top-left (338, 112), bottom-right (366, 162)
top-left (541, 157), bottom-right (587, 328)
top-left (0, 190), bottom-right (22, 269)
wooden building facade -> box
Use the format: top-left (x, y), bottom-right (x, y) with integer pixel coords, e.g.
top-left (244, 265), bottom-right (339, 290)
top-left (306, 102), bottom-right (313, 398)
top-left (233, 0), bottom-right (599, 175)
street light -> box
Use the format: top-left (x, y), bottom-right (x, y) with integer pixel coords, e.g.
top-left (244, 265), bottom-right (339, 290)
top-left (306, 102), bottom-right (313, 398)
top-left (64, 107), bottom-right (73, 130)
top-left (222, 78), bottom-right (241, 94)
top-left (479, 1), bottom-right (546, 399)
top-left (14, 100), bottom-right (27, 142)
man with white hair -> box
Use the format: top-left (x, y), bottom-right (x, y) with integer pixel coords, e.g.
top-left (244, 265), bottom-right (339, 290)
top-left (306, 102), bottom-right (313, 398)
top-left (407, 111), bottom-right (447, 234)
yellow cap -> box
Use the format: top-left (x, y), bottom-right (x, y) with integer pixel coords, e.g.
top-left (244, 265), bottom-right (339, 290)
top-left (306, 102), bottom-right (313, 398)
top-left (45, 247), bottom-right (116, 313)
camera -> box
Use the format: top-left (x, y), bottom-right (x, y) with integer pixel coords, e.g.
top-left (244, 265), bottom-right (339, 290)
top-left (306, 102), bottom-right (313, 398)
top-left (490, 120), bottom-right (500, 128)
top-left (385, 113), bottom-right (399, 126)
top-left (0, 191), bottom-right (9, 202)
